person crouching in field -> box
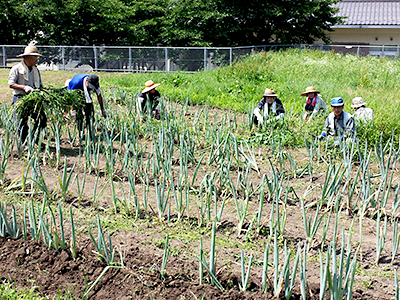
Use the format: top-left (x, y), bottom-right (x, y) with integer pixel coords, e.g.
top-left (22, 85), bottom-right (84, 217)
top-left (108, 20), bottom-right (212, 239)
top-left (8, 45), bottom-right (46, 143)
top-left (253, 88), bottom-right (285, 126)
top-left (317, 97), bottom-right (356, 147)
top-left (136, 80), bottom-right (161, 119)
top-left (351, 97), bottom-right (374, 123)
top-left (66, 74), bottom-right (106, 139)
top-left (301, 86), bottom-right (327, 121)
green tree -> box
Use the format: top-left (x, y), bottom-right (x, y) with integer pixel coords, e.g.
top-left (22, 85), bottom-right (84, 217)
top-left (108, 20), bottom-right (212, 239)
top-left (0, 0), bottom-right (33, 44)
top-left (20, 0), bottom-right (166, 46)
top-left (159, 0), bottom-right (227, 46)
top-left (1, 0), bottom-right (342, 47)
top-left (161, 0), bottom-right (342, 46)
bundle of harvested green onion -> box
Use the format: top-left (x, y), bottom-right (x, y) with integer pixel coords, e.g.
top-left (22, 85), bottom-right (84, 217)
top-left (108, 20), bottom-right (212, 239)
top-left (15, 87), bottom-right (86, 120)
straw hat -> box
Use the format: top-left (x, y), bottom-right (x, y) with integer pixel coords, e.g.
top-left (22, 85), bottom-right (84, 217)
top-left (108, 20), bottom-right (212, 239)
top-left (18, 45), bottom-right (42, 57)
top-left (263, 88), bottom-right (277, 97)
top-left (351, 97), bottom-right (367, 108)
top-left (301, 86), bottom-right (320, 96)
top-left (142, 80), bottom-right (160, 93)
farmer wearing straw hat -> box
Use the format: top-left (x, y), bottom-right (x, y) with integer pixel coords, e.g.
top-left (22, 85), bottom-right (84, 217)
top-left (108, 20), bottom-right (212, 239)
top-left (253, 88), bottom-right (285, 125)
top-left (137, 80), bottom-right (161, 119)
top-left (8, 45), bottom-right (46, 143)
top-left (317, 97), bottom-right (356, 147)
top-left (351, 97), bottom-right (373, 123)
top-left (301, 86), bottom-right (327, 121)
top-left (66, 74), bottom-right (106, 138)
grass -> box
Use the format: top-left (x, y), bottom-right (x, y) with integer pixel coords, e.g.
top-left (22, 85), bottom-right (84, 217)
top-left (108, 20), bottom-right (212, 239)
top-left (0, 280), bottom-right (46, 300)
top-left (1, 48), bottom-right (400, 298)
top-left (3, 48), bottom-right (399, 145)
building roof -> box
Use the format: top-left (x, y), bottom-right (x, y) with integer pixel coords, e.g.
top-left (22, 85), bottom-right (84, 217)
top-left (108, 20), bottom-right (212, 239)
top-left (333, 0), bottom-right (400, 27)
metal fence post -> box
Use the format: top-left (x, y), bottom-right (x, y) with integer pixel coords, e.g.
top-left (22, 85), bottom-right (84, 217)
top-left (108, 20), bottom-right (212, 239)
top-left (129, 47), bottom-right (132, 70)
top-left (230, 48), bottom-right (232, 66)
top-left (2, 46), bottom-right (6, 67)
top-left (204, 48), bottom-right (207, 71)
top-left (61, 46), bottom-right (65, 70)
top-left (165, 47), bottom-right (168, 72)
top-left (94, 46), bottom-right (98, 71)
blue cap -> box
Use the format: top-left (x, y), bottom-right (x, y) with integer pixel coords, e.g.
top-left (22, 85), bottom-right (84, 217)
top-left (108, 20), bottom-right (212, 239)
top-left (331, 97), bottom-right (344, 107)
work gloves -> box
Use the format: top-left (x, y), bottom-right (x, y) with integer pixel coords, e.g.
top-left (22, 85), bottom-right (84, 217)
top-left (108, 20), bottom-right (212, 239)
top-left (24, 85), bottom-right (34, 94)
top-left (317, 132), bottom-right (326, 140)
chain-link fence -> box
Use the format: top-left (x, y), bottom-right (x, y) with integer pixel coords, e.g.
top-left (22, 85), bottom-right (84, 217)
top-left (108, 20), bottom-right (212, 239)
top-left (1, 44), bottom-right (399, 72)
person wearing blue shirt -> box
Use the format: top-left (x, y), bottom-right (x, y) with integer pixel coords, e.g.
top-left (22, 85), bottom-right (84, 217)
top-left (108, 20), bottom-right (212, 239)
top-left (67, 74), bottom-right (106, 138)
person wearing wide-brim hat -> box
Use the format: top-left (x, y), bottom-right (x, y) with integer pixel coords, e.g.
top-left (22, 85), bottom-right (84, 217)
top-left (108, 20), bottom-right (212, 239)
top-left (351, 97), bottom-right (373, 123)
top-left (66, 74), bottom-right (107, 139)
top-left (136, 80), bottom-right (162, 118)
top-left (8, 45), bottom-right (46, 143)
top-left (301, 86), bottom-right (327, 121)
top-left (253, 88), bottom-right (285, 126)
top-left (317, 97), bottom-right (356, 146)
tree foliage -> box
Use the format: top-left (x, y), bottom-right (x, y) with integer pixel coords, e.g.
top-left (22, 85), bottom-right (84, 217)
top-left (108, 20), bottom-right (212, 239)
top-left (1, 0), bottom-right (342, 46)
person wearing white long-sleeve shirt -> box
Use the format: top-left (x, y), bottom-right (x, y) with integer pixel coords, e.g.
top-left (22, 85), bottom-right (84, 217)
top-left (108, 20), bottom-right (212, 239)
top-left (317, 97), bottom-right (356, 147)
top-left (351, 97), bottom-right (373, 123)
top-left (253, 88), bottom-right (285, 125)
top-left (67, 74), bottom-right (106, 138)
top-left (8, 45), bottom-right (46, 143)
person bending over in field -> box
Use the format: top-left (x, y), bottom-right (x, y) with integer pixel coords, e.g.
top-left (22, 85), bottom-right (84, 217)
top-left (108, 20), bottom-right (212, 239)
top-left (253, 88), bottom-right (285, 126)
top-left (317, 97), bottom-right (356, 147)
top-left (301, 86), bottom-right (327, 121)
top-left (66, 74), bottom-right (106, 138)
top-left (351, 97), bottom-right (374, 123)
top-left (136, 80), bottom-right (162, 119)
top-left (8, 45), bottom-right (46, 143)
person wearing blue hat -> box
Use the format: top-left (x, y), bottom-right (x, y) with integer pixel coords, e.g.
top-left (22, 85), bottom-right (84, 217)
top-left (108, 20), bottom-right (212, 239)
top-left (317, 97), bottom-right (356, 146)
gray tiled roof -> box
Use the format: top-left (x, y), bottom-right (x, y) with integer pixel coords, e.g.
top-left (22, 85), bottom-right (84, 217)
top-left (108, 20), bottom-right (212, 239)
top-left (334, 0), bottom-right (400, 26)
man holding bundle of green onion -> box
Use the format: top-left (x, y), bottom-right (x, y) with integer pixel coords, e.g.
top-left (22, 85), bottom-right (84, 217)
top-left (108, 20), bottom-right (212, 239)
top-left (317, 97), bottom-right (356, 147)
top-left (8, 45), bottom-right (46, 143)
top-left (66, 73), bottom-right (107, 138)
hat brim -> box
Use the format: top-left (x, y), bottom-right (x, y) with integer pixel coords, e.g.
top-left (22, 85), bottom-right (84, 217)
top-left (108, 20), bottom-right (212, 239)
top-left (142, 83), bottom-right (160, 93)
top-left (18, 53), bottom-right (43, 57)
top-left (351, 102), bottom-right (367, 108)
top-left (331, 103), bottom-right (344, 107)
top-left (263, 93), bottom-right (277, 97)
top-left (301, 90), bottom-right (320, 96)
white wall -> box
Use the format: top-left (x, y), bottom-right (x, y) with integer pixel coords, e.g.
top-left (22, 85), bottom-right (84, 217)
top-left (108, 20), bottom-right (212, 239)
top-left (326, 28), bottom-right (400, 45)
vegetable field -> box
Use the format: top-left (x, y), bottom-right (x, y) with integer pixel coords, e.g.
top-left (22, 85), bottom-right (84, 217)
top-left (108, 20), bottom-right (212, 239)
top-left (0, 50), bottom-right (400, 300)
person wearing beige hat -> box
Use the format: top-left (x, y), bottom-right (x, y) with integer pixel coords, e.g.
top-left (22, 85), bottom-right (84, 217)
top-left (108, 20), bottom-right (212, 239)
top-left (253, 88), bottom-right (285, 126)
top-left (8, 45), bottom-right (46, 143)
top-left (301, 86), bottom-right (327, 121)
top-left (351, 97), bottom-right (373, 123)
top-left (136, 80), bottom-right (161, 118)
